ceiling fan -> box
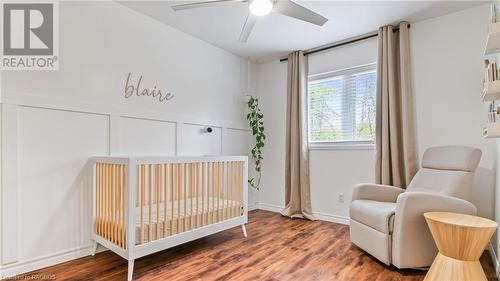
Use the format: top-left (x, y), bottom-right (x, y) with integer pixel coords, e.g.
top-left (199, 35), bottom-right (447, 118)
top-left (171, 0), bottom-right (328, 42)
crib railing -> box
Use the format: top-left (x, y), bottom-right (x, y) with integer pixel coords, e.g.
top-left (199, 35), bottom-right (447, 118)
top-left (95, 162), bottom-right (127, 248)
top-left (92, 156), bottom-right (247, 252)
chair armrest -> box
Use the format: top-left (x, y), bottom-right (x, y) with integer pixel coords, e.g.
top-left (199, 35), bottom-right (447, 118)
top-left (391, 192), bottom-right (477, 268)
top-left (351, 183), bottom-right (405, 202)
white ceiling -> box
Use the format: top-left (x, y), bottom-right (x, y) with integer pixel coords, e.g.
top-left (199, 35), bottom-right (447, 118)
top-left (120, 0), bottom-right (487, 63)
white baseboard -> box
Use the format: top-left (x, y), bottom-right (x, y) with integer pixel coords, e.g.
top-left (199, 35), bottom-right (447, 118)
top-left (254, 203), bottom-right (350, 225)
top-left (313, 211), bottom-right (350, 225)
top-left (1, 244), bottom-right (107, 278)
top-left (488, 242), bottom-right (500, 279)
top-left (248, 204), bottom-right (259, 211)
top-left (256, 203), bottom-right (283, 213)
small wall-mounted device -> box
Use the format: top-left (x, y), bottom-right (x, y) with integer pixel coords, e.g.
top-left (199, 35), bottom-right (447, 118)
top-left (203, 126), bottom-right (214, 134)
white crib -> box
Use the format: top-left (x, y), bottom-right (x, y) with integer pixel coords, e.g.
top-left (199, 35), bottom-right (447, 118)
top-left (90, 156), bottom-right (248, 280)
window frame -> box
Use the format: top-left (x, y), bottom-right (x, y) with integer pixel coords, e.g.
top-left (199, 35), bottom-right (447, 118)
top-left (307, 63), bottom-right (377, 150)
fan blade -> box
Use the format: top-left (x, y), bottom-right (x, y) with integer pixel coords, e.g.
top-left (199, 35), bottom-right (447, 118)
top-left (172, 0), bottom-right (244, 11)
top-left (239, 13), bottom-right (257, 42)
top-left (273, 0), bottom-right (328, 26)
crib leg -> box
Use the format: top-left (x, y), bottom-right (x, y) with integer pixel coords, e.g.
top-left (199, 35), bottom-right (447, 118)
top-left (241, 224), bottom-right (247, 238)
top-left (91, 240), bottom-right (98, 256)
top-left (128, 259), bottom-right (134, 281)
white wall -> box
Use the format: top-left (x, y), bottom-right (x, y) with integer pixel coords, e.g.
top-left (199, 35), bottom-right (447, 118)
top-left (0, 1), bottom-right (256, 276)
top-left (411, 4), bottom-right (493, 219)
top-left (256, 4), bottom-right (494, 225)
top-left (411, 3), bottom-right (497, 266)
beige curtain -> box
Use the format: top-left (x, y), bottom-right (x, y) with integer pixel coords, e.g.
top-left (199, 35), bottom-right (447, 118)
top-left (375, 22), bottom-right (418, 188)
top-left (281, 51), bottom-right (315, 220)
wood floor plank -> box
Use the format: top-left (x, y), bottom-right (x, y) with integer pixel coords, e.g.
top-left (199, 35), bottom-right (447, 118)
top-left (12, 210), bottom-right (498, 281)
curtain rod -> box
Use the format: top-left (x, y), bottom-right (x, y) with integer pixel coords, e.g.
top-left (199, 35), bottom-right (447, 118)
top-left (279, 24), bottom-right (410, 62)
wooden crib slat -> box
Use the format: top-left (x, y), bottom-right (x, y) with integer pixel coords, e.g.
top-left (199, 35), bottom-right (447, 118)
top-left (226, 162), bottom-right (230, 220)
top-left (201, 162), bottom-right (205, 227)
top-left (103, 164), bottom-right (106, 240)
top-left (228, 162), bottom-right (231, 219)
top-left (190, 163), bottom-right (194, 230)
top-left (114, 164), bottom-right (118, 245)
top-left (96, 163), bottom-right (100, 236)
top-left (148, 164), bottom-right (152, 242)
top-left (170, 164), bottom-right (174, 236)
top-left (229, 162), bottom-right (234, 219)
top-left (116, 165), bottom-right (120, 247)
top-left (217, 162), bottom-right (220, 222)
top-left (111, 165), bottom-right (114, 245)
top-left (113, 164), bottom-right (117, 245)
top-left (120, 164), bottom-right (125, 248)
top-left (177, 163), bottom-right (181, 234)
top-left (102, 164), bottom-right (105, 239)
top-left (205, 162), bottom-right (209, 225)
top-left (110, 164), bottom-right (114, 244)
top-left (183, 163), bottom-right (187, 232)
top-left (221, 161), bottom-right (225, 221)
top-left (156, 164), bottom-right (160, 241)
top-left (163, 164), bottom-right (168, 238)
top-left (106, 164), bottom-right (110, 241)
top-left (140, 165), bottom-right (145, 245)
top-left (119, 164), bottom-right (123, 248)
top-left (206, 162), bottom-right (209, 225)
top-left (101, 163), bottom-right (105, 236)
top-left (195, 162), bottom-right (199, 228)
top-left (108, 164), bottom-right (113, 241)
top-left (123, 164), bottom-right (127, 248)
top-left (211, 162), bottom-right (215, 224)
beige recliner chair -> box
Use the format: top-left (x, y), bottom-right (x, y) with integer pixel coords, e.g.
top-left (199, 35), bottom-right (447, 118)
top-left (349, 146), bottom-right (481, 268)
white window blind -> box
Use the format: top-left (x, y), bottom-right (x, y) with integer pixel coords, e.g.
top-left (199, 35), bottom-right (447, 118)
top-left (308, 64), bottom-right (377, 145)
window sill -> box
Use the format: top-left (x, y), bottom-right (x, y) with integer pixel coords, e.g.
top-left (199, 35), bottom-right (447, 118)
top-left (308, 143), bottom-right (375, 151)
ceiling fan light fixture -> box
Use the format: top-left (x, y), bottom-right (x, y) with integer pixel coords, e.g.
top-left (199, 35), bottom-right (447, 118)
top-left (249, 0), bottom-right (273, 16)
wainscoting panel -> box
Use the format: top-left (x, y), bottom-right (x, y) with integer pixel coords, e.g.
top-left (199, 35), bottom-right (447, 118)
top-left (223, 128), bottom-right (252, 155)
top-left (118, 116), bottom-right (176, 155)
top-left (0, 92), bottom-right (252, 277)
top-left (1, 104), bottom-right (18, 265)
top-left (16, 107), bottom-right (110, 261)
top-left (180, 123), bottom-right (222, 156)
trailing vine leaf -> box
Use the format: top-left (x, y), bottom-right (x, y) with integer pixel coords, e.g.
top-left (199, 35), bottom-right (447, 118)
top-left (246, 96), bottom-right (265, 190)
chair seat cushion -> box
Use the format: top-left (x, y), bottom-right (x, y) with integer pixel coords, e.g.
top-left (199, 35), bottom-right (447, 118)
top-left (350, 200), bottom-right (396, 234)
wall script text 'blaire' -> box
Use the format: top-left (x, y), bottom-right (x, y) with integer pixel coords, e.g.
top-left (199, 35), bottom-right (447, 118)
top-left (124, 72), bottom-right (174, 103)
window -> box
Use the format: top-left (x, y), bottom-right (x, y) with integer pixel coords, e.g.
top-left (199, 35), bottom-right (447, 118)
top-left (308, 64), bottom-right (376, 147)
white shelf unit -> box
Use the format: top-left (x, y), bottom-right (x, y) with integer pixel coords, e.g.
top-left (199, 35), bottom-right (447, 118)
top-left (482, 81), bottom-right (500, 101)
top-left (484, 122), bottom-right (500, 138)
top-left (483, 10), bottom-right (500, 138)
top-left (485, 22), bottom-right (500, 55)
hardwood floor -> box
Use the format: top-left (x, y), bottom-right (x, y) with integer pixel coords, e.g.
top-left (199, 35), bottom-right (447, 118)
top-left (15, 210), bottom-right (498, 281)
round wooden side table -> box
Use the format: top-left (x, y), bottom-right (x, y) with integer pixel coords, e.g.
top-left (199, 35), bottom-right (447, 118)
top-left (423, 212), bottom-right (497, 281)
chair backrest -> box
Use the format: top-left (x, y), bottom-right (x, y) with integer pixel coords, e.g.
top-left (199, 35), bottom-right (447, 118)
top-left (406, 146), bottom-right (482, 201)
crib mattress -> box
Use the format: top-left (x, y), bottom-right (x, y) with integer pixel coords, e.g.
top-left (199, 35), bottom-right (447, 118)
top-left (98, 197), bottom-right (242, 244)
top-left (135, 196), bottom-right (241, 243)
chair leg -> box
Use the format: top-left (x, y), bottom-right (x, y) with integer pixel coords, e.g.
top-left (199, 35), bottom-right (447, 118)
top-left (241, 224), bottom-right (247, 238)
top-left (128, 259), bottom-right (134, 281)
top-left (91, 241), bottom-right (98, 256)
